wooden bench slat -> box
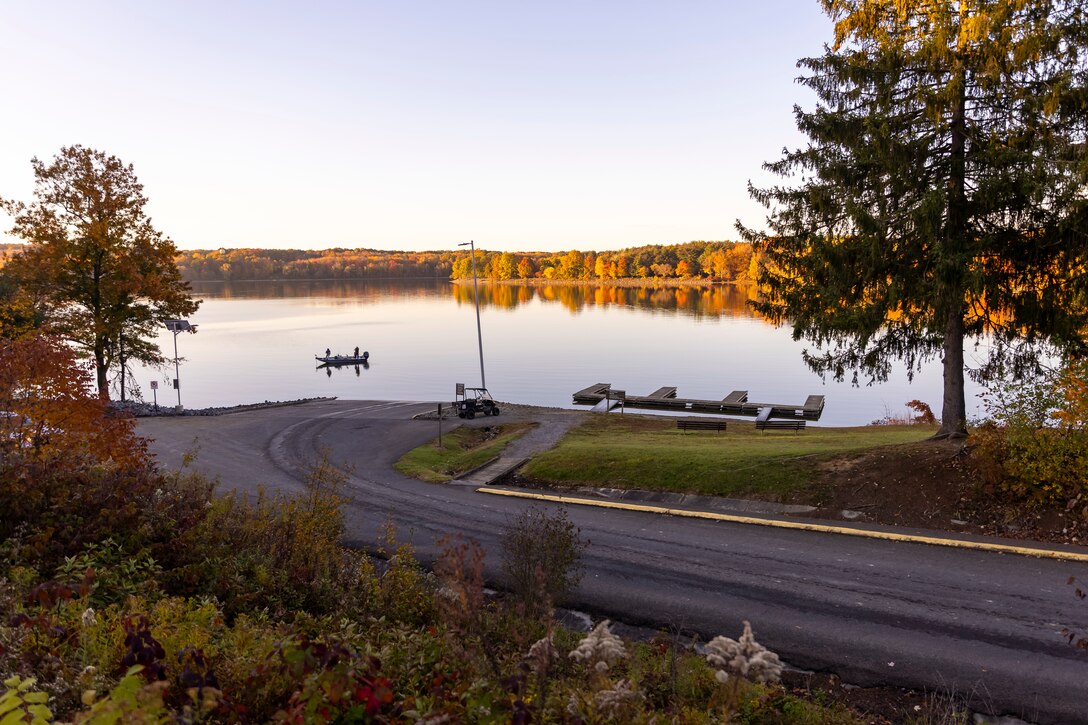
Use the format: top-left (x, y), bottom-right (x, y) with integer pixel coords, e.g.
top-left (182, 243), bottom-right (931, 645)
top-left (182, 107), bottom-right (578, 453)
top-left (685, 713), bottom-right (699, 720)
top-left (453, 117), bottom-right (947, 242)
top-left (755, 419), bottom-right (806, 433)
top-left (677, 417), bottom-right (728, 432)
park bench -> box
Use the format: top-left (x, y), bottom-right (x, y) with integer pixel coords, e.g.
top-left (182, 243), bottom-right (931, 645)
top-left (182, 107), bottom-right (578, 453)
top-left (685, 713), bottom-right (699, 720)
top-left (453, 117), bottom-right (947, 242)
top-left (676, 417), bottom-right (728, 433)
top-left (755, 419), bottom-right (806, 433)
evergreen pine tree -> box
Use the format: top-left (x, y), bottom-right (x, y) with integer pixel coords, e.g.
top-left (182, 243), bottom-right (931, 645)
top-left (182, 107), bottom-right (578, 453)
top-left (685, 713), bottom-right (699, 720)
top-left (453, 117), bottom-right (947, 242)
top-left (740, 0), bottom-right (1088, 438)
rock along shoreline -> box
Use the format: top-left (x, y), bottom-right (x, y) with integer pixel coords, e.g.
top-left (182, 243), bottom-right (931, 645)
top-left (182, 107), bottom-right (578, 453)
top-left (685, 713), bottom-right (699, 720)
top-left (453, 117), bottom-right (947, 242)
top-left (110, 397), bottom-right (337, 418)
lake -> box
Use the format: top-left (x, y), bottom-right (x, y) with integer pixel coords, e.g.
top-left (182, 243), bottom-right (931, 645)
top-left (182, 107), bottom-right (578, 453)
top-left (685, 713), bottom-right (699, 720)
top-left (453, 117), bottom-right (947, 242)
top-left (136, 279), bottom-right (983, 426)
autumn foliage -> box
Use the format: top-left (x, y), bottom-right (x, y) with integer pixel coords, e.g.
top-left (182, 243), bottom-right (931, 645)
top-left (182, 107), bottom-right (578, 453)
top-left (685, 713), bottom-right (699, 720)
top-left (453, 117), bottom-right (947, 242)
top-left (975, 361), bottom-right (1088, 507)
top-left (173, 240), bottom-right (761, 284)
top-left (0, 333), bottom-right (174, 565)
top-left (0, 333), bottom-right (143, 465)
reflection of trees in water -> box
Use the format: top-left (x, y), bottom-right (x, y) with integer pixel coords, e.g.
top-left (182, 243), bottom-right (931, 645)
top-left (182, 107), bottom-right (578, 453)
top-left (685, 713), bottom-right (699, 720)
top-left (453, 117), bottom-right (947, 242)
top-left (190, 279), bottom-right (764, 320)
top-left (192, 279), bottom-right (451, 301)
top-left (451, 282), bottom-right (763, 319)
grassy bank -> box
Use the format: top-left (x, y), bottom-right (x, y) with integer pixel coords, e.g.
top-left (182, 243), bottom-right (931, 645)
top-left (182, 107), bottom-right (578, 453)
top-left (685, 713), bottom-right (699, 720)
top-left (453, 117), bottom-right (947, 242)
top-left (394, 421), bottom-right (536, 482)
top-left (519, 414), bottom-right (934, 498)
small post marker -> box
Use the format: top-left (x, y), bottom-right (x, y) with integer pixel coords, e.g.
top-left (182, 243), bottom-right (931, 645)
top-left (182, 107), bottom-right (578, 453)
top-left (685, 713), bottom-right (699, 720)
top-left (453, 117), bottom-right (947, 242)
top-left (437, 403), bottom-right (443, 449)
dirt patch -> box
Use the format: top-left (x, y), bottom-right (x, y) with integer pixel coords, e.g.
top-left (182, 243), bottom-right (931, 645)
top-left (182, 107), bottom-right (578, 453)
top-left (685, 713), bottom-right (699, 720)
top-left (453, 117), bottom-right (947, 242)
top-left (457, 424), bottom-right (504, 449)
top-left (789, 438), bottom-right (1087, 546)
top-left (780, 670), bottom-right (977, 725)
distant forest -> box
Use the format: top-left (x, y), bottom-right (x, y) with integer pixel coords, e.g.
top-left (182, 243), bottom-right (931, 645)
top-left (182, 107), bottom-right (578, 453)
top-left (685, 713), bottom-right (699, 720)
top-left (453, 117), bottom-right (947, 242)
top-left (0, 243), bottom-right (23, 263)
top-left (175, 248), bottom-right (457, 281)
top-left (172, 241), bottom-right (759, 283)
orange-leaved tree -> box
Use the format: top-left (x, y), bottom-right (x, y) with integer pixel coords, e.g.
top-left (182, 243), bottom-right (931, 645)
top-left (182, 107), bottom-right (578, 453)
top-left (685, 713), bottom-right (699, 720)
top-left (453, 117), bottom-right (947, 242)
top-left (1, 146), bottom-right (200, 399)
top-left (0, 332), bottom-right (187, 564)
top-left (0, 332), bottom-right (144, 465)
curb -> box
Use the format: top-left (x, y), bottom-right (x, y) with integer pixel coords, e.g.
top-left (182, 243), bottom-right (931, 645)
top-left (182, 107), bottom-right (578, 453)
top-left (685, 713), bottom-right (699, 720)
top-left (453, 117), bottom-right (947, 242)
top-left (477, 487), bottom-right (1088, 563)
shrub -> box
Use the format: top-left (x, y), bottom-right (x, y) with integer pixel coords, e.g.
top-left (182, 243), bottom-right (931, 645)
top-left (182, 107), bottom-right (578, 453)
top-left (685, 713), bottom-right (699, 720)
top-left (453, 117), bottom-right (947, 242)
top-left (371, 522), bottom-right (437, 626)
top-left (434, 534), bottom-right (487, 637)
top-left (163, 454), bottom-right (361, 619)
top-left (0, 334), bottom-right (211, 573)
top-left (0, 676), bottom-right (53, 724)
top-left (500, 506), bottom-right (587, 618)
top-left (976, 361), bottom-right (1088, 506)
top-left (55, 539), bottom-right (162, 608)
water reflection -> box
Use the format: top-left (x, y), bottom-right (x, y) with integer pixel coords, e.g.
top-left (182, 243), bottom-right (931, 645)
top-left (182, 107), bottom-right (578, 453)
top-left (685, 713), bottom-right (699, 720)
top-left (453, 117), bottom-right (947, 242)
top-left (190, 279), bottom-right (765, 319)
top-left (192, 279), bottom-right (762, 319)
top-left (451, 282), bottom-right (763, 318)
top-left (318, 360), bottom-right (369, 377)
top-left (192, 278), bottom-right (451, 301)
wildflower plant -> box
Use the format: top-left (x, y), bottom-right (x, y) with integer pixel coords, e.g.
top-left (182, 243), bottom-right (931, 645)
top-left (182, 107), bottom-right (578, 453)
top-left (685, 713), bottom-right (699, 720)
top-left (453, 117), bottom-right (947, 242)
top-left (704, 620), bottom-right (783, 685)
top-left (569, 620), bottom-right (626, 673)
top-left (525, 634), bottom-right (558, 678)
top-left (592, 678), bottom-right (642, 719)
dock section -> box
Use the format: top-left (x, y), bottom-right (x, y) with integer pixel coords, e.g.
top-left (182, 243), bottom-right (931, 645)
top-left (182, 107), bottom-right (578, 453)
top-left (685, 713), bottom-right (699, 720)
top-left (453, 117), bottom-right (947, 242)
top-left (573, 384), bottom-right (825, 421)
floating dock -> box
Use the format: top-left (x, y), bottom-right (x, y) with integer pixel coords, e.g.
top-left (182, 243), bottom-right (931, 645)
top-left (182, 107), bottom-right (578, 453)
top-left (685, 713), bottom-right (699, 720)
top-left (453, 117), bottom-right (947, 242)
top-left (572, 383), bottom-right (825, 421)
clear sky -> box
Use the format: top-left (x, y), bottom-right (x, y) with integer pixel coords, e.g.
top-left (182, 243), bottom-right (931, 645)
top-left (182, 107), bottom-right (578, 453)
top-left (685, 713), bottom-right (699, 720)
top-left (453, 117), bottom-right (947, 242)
top-left (0, 1), bottom-right (830, 252)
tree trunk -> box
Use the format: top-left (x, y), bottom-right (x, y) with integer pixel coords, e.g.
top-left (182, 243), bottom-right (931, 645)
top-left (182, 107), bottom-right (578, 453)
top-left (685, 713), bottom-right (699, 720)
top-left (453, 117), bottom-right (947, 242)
top-left (119, 333), bottom-right (126, 402)
top-left (95, 340), bottom-right (109, 400)
top-left (92, 255), bottom-right (109, 399)
top-left (936, 306), bottom-right (967, 438)
top-left (934, 56), bottom-right (968, 439)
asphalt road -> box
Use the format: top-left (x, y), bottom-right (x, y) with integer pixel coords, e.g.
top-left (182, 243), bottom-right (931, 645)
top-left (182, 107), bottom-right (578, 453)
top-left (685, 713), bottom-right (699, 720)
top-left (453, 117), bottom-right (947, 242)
top-left (137, 400), bottom-right (1088, 723)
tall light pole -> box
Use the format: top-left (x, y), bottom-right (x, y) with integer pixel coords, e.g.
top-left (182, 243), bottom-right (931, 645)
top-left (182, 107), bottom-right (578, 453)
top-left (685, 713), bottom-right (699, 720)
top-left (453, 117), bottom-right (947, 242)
top-left (458, 240), bottom-right (486, 389)
top-left (164, 319), bottom-right (197, 408)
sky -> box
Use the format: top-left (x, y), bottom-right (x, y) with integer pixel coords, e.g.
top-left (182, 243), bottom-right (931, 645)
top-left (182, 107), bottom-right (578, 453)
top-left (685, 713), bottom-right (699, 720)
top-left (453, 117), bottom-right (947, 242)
top-left (0, 1), bottom-right (830, 253)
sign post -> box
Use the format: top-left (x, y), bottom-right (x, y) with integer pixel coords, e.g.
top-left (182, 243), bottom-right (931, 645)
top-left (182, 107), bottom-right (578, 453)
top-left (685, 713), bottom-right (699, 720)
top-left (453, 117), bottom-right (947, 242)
top-left (437, 403), bottom-right (443, 449)
top-left (150, 380), bottom-right (158, 409)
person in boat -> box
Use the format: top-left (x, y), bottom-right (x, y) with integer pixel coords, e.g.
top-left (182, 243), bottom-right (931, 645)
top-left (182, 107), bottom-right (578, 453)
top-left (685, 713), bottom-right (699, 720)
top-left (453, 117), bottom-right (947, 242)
top-left (325, 348), bottom-right (331, 357)
top-left (354, 346), bottom-right (359, 358)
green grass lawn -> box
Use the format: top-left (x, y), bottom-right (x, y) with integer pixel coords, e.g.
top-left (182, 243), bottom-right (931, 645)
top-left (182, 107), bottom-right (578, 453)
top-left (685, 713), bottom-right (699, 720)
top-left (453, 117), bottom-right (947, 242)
top-left (394, 421), bottom-right (536, 482)
top-left (519, 415), bottom-right (934, 499)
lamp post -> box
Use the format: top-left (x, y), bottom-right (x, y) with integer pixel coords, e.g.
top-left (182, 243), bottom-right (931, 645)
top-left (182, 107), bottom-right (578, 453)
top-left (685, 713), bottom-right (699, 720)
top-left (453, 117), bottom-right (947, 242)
top-left (458, 240), bottom-right (486, 390)
top-left (164, 319), bottom-right (197, 408)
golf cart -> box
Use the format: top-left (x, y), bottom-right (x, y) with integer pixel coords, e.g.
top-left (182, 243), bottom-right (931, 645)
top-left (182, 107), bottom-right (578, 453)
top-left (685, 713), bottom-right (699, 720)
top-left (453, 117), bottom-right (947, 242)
top-left (456, 387), bottom-right (500, 419)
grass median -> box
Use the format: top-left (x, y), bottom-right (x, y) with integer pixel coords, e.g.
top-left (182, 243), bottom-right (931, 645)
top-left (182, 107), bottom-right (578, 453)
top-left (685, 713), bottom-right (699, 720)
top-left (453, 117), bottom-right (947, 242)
top-left (518, 414), bottom-right (934, 499)
top-left (395, 421), bottom-right (537, 482)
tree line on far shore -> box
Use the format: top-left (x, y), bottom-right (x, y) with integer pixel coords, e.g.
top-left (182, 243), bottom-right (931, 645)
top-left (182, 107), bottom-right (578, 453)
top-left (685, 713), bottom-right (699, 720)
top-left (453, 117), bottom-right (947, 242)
top-left (450, 241), bottom-right (757, 283)
top-left (167, 240), bottom-right (758, 283)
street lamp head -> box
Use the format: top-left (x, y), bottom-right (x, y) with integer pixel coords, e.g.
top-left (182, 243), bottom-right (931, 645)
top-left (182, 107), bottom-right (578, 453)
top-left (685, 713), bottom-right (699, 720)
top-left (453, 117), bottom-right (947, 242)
top-left (458, 241), bottom-right (473, 248)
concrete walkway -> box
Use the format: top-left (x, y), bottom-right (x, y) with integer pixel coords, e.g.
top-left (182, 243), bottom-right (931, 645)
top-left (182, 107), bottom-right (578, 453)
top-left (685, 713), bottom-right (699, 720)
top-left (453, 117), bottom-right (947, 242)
top-left (446, 403), bottom-right (585, 487)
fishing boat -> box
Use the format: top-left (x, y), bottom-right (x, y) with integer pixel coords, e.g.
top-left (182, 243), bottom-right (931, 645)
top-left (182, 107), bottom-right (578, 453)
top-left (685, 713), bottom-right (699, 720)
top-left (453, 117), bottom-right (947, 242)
top-left (315, 351), bottom-right (369, 365)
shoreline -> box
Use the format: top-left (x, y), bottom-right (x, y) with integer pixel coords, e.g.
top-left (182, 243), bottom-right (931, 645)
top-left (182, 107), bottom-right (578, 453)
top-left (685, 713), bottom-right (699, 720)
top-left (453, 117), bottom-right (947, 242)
top-left (110, 396), bottom-right (336, 417)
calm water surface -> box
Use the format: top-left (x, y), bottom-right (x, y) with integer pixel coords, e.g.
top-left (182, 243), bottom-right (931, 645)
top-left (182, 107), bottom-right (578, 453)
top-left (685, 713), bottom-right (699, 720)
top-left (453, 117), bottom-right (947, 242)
top-left (138, 279), bottom-right (983, 426)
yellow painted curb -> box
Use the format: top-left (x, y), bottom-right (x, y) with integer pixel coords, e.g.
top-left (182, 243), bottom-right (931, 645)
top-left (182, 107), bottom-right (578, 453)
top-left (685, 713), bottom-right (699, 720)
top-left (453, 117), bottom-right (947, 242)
top-left (478, 488), bottom-right (1088, 563)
